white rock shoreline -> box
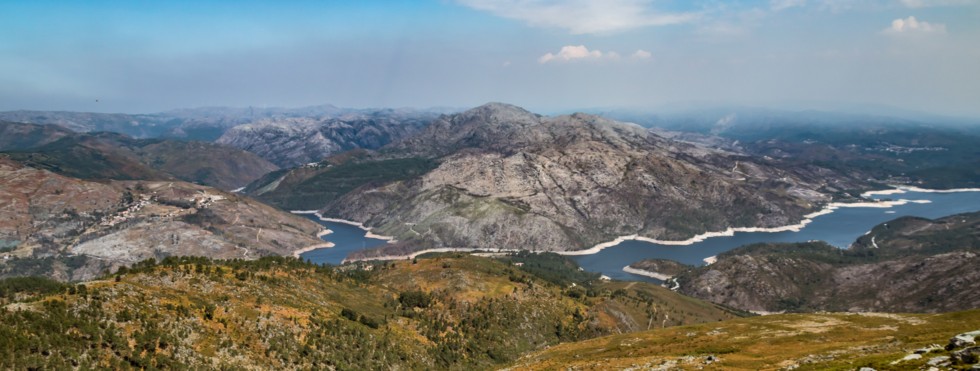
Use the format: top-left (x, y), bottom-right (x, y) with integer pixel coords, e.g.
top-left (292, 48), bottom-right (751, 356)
top-left (622, 266), bottom-right (672, 280)
top-left (291, 211), bottom-right (398, 242)
top-left (293, 186), bottom-right (980, 264)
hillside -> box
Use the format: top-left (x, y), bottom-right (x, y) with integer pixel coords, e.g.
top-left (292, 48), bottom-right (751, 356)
top-left (664, 212), bottom-right (980, 313)
top-left (0, 157), bottom-right (325, 281)
top-left (506, 308), bottom-right (980, 370)
top-left (215, 109), bottom-right (439, 168)
top-left (313, 103), bottom-right (868, 260)
top-left (0, 253), bottom-right (746, 370)
top-left (0, 120), bottom-right (74, 150)
top-left (0, 123), bottom-right (279, 190)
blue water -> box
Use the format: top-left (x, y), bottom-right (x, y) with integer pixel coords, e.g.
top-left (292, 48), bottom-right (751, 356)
top-left (297, 217), bottom-right (390, 264)
top-left (300, 191), bottom-right (980, 283)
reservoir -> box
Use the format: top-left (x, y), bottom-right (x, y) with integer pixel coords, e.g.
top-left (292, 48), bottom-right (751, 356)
top-left (300, 190), bottom-right (980, 284)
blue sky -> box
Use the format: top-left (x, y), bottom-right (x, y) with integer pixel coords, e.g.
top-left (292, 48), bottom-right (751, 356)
top-left (1, 0), bottom-right (978, 116)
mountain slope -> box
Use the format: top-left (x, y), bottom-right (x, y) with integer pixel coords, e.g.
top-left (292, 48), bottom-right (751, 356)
top-left (215, 109), bottom-right (440, 167)
top-left (667, 212), bottom-right (980, 313)
top-left (507, 308), bottom-right (980, 370)
top-left (315, 103), bottom-right (866, 260)
top-left (0, 158), bottom-right (324, 281)
top-left (0, 120), bottom-right (74, 150)
top-left (0, 123), bottom-right (279, 190)
top-left (0, 253), bottom-right (746, 370)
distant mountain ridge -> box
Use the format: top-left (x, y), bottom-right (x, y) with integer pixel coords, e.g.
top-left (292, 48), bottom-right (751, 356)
top-left (0, 121), bottom-right (278, 190)
top-left (0, 104), bottom-right (464, 143)
top-left (215, 109), bottom-right (444, 167)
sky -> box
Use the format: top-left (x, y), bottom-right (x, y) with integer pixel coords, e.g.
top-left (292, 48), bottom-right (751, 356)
top-left (1, 0), bottom-right (978, 116)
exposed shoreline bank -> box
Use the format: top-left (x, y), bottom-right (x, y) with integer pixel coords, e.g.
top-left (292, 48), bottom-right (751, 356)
top-left (291, 211), bottom-right (397, 242)
top-left (342, 248), bottom-right (522, 264)
top-left (292, 242), bottom-right (335, 258)
top-left (558, 197), bottom-right (935, 257)
top-left (622, 266), bottom-right (671, 280)
top-left (297, 186), bottom-right (979, 264)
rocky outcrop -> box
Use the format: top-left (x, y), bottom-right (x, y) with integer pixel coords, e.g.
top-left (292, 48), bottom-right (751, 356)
top-left (216, 110), bottom-right (440, 167)
top-left (324, 103), bottom-right (866, 260)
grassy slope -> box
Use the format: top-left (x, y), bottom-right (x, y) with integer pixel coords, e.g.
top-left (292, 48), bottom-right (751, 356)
top-left (0, 254), bottom-right (744, 370)
top-left (507, 309), bottom-right (980, 371)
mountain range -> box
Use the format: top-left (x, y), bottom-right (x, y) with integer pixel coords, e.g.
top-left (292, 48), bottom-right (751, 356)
top-left (299, 103), bottom-right (870, 260)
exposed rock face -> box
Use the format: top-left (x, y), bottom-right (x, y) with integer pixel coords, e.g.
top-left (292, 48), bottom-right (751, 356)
top-left (324, 103), bottom-right (865, 260)
top-left (673, 213), bottom-right (980, 313)
top-left (216, 110), bottom-right (439, 167)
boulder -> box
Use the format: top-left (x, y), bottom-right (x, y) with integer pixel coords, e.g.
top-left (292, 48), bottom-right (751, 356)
top-left (858, 368), bottom-right (877, 371)
top-left (927, 356), bottom-right (949, 366)
top-left (951, 347), bottom-right (980, 363)
top-left (901, 354), bottom-right (922, 361)
top-left (951, 331), bottom-right (980, 348)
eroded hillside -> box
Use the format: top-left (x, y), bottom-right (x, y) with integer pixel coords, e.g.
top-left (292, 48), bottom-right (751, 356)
top-left (0, 158), bottom-right (325, 281)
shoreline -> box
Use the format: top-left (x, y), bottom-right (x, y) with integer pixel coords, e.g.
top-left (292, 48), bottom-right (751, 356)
top-left (622, 266), bottom-right (671, 280)
top-left (342, 248), bottom-right (522, 264)
top-left (290, 211), bottom-right (397, 242)
top-left (861, 186), bottom-right (980, 197)
top-left (557, 197), bottom-right (934, 257)
top-left (293, 242), bottom-right (335, 258)
top-left (301, 186), bottom-right (980, 263)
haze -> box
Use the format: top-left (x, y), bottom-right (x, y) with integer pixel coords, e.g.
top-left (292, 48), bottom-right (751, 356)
top-left (2, 0), bottom-right (978, 117)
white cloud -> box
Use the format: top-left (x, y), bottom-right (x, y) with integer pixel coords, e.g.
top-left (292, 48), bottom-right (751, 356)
top-left (898, 0), bottom-right (974, 8)
top-left (538, 45), bottom-right (604, 63)
top-left (882, 16), bottom-right (946, 34)
top-left (771, 0), bottom-right (806, 10)
top-left (632, 49), bottom-right (652, 59)
top-left (502, 61), bottom-right (511, 67)
top-left (455, 0), bottom-right (698, 34)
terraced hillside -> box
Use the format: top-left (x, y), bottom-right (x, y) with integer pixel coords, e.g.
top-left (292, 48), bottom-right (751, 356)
top-left (0, 253), bottom-right (745, 370)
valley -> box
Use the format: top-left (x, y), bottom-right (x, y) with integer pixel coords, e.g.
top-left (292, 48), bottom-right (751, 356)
top-left (1, 101), bottom-right (979, 371)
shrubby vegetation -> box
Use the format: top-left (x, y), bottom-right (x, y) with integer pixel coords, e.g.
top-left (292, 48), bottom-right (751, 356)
top-left (252, 157), bottom-right (439, 209)
top-left (497, 250), bottom-right (601, 287)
